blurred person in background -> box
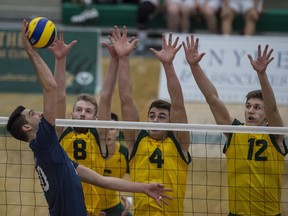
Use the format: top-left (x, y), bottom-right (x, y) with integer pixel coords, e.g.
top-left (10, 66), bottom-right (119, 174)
top-left (197, 0), bottom-right (222, 33)
top-left (137, 0), bottom-right (166, 53)
top-left (221, 0), bottom-right (263, 35)
top-left (166, 0), bottom-right (195, 33)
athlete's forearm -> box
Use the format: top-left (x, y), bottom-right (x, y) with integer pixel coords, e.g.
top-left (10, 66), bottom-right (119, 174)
top-left (77, 164), bottom-right (146, 193)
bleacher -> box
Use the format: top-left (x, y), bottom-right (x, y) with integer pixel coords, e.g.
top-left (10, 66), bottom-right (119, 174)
top-left (62, 2), bottom-right (288, 34)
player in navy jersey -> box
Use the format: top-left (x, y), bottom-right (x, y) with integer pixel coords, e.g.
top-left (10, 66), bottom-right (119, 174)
top-left (6, 20), bottom-right (173, 216)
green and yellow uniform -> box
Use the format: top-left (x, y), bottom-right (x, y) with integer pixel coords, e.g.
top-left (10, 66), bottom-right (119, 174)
top-left (59, 127), bottom-right (106, 216)
top-left (98, 142), bottom-right (131, 215)
top-left (129, 130), bottom-right (191, 216)
top-left (224, 119), bottom-right (287, 215)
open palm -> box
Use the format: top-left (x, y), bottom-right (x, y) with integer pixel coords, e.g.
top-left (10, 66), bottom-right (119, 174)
top-left (183, 35), bottom-right (205, 66)
top-left (248, 44), bottom-right (274, 74)
top-left (150, 32), bottom-right (181, 64)
top-left (49, 30), bottom-right (77, 59)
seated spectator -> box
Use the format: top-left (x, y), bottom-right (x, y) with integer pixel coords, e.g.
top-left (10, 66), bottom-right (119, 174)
top-left (197, 0), bottom-right (221, 34)
top-left (166, 0), bottom-right (196, 33)
top-left (137, 0), bottom-right (165, 53)
top-left (221, 0), bottom-right (263, 35)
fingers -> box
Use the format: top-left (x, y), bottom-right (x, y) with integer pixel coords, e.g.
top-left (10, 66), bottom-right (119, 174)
top-left (149, 47), bottom-right (157, 56)
top-left (257, 44), bottom-right (261, 57)
top-left (172, 36), bottom-right (179, 48)
top-left (175, 44), bottom-right (182, 53)
top-left (107, 35), bottom-right (115, 44)
top-left (111, 27), bottom-right (118, 40)
top-left (162, 193), bottom-right (173, 200)
top-left (199, 52), bottom-right (206, 59)
top-left (262, 44), bottom-right (268, 57)
top-left (183, 35), bottom-right (198, 50)
top-left (162, 33), bottom-right (167, 48)
top-left (22, 19), bottom-right (29, 37)
top-left (257, 44), bottom-right (274, 64)
top-left (59, 29), bottom-right (63, 41)
top-left (128, 36), bottom-right (135, 43)
top-left (195, 37), bottom-right (199, 50)
top-left (114, 25), bottom-right (121, 39)
top-left (130, 38), bottom-right (139, 48)
top-left (168, 32), bottom-right (173, 45)
top-left (68, 39), bottom-right (78, 48)
top-left (266, 46), bottom-right (274, 60)
top-left (247, 54), bottom-right (253, 64)
top-left (155, 193), bottom-right (173, 207)
top-left (191, 35), bottom-right (194, 47)
top-left (267, 56), bottom-right (274, 65)
top-left (182, 41), bottom-right (187, 51)
top-left (186, 36), bottom-right (191, 47)
top-left (122, 26), bottom-right (127, 38)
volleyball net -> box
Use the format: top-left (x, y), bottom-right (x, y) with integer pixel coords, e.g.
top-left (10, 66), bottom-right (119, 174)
top-left (0, 117), bottom-right (288, 216)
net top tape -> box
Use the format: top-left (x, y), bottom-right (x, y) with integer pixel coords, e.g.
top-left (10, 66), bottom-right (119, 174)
top-left (0, 116), bottom-right (288, 135)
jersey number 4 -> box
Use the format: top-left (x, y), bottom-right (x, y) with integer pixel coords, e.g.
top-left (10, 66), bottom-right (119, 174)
top-left (247, 138), bottom-right (268, 161)
top-left (149, 148), bottom-right (164, 168)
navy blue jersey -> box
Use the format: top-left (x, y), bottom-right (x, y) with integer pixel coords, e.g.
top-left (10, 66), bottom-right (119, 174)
top-left (29, 117), bottom-right (86, 216)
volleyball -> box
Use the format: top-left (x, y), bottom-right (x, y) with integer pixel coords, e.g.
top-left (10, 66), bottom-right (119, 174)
top-left (27, 17), bottom-right (57, 48)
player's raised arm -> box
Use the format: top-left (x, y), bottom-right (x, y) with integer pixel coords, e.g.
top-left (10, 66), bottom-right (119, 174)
top-left (49, 30), bottom-right (77, 134)
top-left (22, 19), bottom-right (57, 125)
top-left (112, 26), bottom-right (140, 151)
top-left (248, 44), bottom-right (285, 151)
top-left (183, 35), bottom-right (232, 127)
top-left (96, 37), bottom-right (120, 157)
top-left (150, 32), bottom-right (190, 154)
top-left (248, 44), bottom-right (283, 128)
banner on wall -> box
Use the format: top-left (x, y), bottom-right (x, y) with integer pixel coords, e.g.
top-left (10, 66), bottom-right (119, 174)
top-left (158, 34), bottom-right (288, 105)
top-left (0, 26), bottom-right (102, 94)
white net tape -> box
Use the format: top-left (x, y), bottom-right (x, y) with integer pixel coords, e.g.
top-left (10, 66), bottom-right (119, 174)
top-left (1, 117), bottom-right (288, 135)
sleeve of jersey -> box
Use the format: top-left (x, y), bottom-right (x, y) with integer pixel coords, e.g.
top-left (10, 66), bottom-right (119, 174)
top-left (71, 160), bottom-right (79, 169)
top-left (232, 118), bottom-right (242, 126)
top-left (30, 117), bottom-right (65, 164)
top-left (34, 117), bottom-right (57, 149)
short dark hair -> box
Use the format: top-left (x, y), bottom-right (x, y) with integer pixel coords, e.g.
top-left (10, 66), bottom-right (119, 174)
top-left (7, 105), bottom-right (29, 142)
top-left (148, 100), bottom-right (171, 114)
top-left (246, 90), bottom-right (263, 103)
top-left (111, 112), bottom-right (118, 121)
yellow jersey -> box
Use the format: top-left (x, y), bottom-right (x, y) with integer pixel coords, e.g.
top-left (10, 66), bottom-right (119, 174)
top-left (223, 119), bottom-right (287, 215)
top-left (129, 130), bottom-right (191, 216)
top-left (59, 127), bottom-right (106, 216)
top-left (98, 142), bottom-right (129, 210)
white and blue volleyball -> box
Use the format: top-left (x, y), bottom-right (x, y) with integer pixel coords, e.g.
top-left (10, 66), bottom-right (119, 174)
top-left (27, 17), bottom-right (57, 48)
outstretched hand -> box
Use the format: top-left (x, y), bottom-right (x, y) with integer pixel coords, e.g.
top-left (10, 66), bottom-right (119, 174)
top-left (110, 26), bottom-right (138, 57)
top-left (48, 30), bottom-right (77, 59)
top-left (182, 35), bottom-right (205, 66)
top-left (102, 41), bottom-right (118, 59)
top-left (144, 183), bottom-right (173, 207)
top-left (248, 44), bottom-right (274, 74)
top-left (21, 19), bottom-right (34, 52)
top-left (149, 32), bottom-right (182, 64)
